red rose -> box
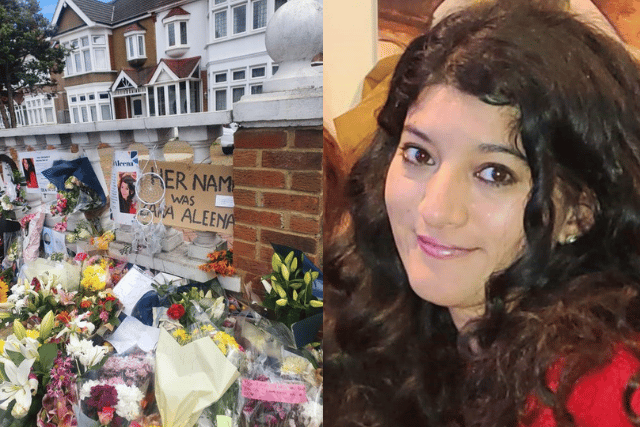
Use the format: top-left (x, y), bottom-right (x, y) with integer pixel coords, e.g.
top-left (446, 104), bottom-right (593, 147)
top-left (167, 304), bottom-right (185, 320)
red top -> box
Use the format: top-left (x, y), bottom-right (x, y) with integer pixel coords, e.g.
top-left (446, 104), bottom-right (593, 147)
top-left (520, 345), bottom-right (640, 427)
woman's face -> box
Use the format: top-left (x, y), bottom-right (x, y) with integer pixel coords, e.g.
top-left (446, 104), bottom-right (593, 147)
top-left (384, 85), bottom-right (532, 329)
top-left (120, 180), bottom-right (130, 199)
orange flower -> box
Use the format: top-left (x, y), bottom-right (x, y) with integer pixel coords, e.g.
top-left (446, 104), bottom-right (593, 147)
top-left (0, 280), bottom-right (7, 303)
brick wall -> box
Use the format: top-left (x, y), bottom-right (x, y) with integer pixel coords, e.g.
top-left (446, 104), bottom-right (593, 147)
top-left (233, 127), bottom-right (323, 292)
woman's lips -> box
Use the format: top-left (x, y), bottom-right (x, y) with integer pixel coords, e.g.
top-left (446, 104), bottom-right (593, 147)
top-left (417, 235), bottom-right (474, 260)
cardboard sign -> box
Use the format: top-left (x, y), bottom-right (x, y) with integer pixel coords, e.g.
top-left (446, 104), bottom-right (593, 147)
top-left (142, 162), bottom-right (234, 233)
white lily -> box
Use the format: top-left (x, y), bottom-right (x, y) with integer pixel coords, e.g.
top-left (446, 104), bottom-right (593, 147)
top-left (67, 334), bottom-right (107, 369)
top-left (4, 335), bottom-right (40, 360)
top-left (56, 311), bottom-right (95, 339)
top-left (0, 358), bottom-right (38, 418)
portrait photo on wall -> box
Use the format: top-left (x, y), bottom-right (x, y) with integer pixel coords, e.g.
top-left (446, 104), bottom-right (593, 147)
top-left (118, 172), bottom-right (137, 215)
top-left (21, 157), bottom-right (38, 189)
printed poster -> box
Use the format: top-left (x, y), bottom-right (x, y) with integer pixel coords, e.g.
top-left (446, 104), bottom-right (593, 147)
top-left (110, 151), bottom-right (140, 225)
top-left (18, 150), bottom-right (77, 194)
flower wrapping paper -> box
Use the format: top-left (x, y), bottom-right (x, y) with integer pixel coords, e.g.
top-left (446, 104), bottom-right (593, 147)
top-left (155, 328), bottom-right (240, 427)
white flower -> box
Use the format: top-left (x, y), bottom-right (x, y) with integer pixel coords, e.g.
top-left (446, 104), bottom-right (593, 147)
top-left (66, 334), bottom-right (107, 369)
top-left (79, 379), bottom-right (99, 401)
top-left (207, 296), bottom-right (225, 320)
top-left (114, 384), bottom-right (143, 420)
top-left (0, 358), bottom-right (38, 419)
top-left (4, 335), bottom-right (39, 360)
top-left (78, 229), bottom-right (91, 240)
top-left (1, 200), bottom-right (14, 211)
top-left (56, 312), bottom-right (95, 339)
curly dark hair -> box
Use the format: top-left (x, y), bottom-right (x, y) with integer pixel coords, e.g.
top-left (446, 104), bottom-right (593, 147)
top-left (325, 1), bottom-right (640, 426)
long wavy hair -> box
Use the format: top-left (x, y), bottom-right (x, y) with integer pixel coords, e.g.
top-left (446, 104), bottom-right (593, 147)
top-left (325, 2), bottom-right (640, 426)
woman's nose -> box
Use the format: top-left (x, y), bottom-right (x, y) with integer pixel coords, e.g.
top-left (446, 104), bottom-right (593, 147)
top-left (418, 166), bottom-right (469, 228)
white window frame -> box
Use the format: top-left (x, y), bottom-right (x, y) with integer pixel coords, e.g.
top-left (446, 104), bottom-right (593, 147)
top-left (164, 16), bottom-right (189, 49)
top-left (212, 0), bottom-right (272, 43)
top-left (252, 0), bottom-right (267, 30)
top-left (147, 80), bottom-right (202, 117)
top-left (62, 32), bottom-right (110, 77)
top-left (125, 30), bottom-right (146, 61)
top-left (67, 89), bottom-right (113, 123)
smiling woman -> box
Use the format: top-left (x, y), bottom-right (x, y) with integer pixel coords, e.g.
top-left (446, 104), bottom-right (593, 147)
top-left (325, 0), bottom-right (640, 426)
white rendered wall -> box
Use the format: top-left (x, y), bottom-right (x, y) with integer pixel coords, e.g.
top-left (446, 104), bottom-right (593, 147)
top-left (154, 0), bottom-right (210, 61)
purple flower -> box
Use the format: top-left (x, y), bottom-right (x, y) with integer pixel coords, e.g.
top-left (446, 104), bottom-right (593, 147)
top-left (86, 384), bottom-right (118, 410)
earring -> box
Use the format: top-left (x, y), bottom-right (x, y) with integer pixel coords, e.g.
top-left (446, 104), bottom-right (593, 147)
top-left (564, 234), bottom-right (578, 244)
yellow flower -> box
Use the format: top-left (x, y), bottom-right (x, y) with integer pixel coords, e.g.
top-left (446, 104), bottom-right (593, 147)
top-left (172, 329), bottom-right (191, 345)
top-left (0, 339), bottom-right (4, 354)
top-left (212, 331), bottom-right (240, 355)
top-left (25, 330), bottom-right (39, 340)
top-left (81, 264), bottom-right (107, 292)
top-left (217, 342), bottom-right (227, 355)
top-left (0, 280), bottom-right (8, 304)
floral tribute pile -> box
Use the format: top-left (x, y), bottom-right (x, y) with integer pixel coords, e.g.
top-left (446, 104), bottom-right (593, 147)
top-left (0, 245), bottom-right (323, 427)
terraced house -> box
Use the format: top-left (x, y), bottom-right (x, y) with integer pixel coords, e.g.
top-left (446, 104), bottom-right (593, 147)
top-left (24, 0), bottom-right (287, 126)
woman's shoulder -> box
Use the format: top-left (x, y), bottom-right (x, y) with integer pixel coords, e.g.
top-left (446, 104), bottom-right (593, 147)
top-left (521, 341), bottom-right (640, 427)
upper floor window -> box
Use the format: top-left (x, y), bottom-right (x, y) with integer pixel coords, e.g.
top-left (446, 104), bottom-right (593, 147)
top-left (62, 33), bottom-right (108, 76)
top-left (125, 32), bottom-right (146, 61)
top-left (167, 21), bottom-right (188, 47)
top-left (252, 0), bottom-right (266, 29)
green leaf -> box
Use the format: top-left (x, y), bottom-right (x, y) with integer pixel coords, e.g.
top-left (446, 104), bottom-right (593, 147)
top-left (37, 343), bottom-right (58, 371)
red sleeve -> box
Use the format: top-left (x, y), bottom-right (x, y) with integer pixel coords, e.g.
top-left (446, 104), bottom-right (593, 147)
top-left (521, 346), bottom-right (640, 427)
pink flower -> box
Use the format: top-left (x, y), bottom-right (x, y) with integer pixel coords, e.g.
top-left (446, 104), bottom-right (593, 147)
top-left (99, 311), bottom-right (109, 322)
top-left (75, 252), bottom-right (88, 262)
top-left (98, 406), bottom-right (114, 425)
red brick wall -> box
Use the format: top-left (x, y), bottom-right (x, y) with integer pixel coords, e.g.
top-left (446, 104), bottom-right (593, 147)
top-left (233, 127), bottom-right (323, 290)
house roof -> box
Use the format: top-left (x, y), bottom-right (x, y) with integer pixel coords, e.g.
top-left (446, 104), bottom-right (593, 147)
top-left (123, 22), bottom-right (146, 33)
top-left (164, 6), bottom-right (190, 19)
top-left (162, 56), bottom-right (200, 79)
top-left (55, 0), bottom-right (183, 28)
top-left (121, 66), bottom-right (156, 86)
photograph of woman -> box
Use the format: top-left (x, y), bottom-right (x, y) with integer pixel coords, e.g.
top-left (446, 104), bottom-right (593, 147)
top-left (22, 157), bottom-right (37, 189)
top-left (325, 0), bottom-right (640, 426)
top-left (118, 173), bottom-right (137, 214)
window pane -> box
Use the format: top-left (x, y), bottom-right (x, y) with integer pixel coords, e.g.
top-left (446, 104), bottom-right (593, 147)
top-left (90, 106), bottom-right (97, 121)
top-left (251, 67), bottom-right (265, 78)
top-left (95, 48), bottom-right (106, 69)
top-left (133, 99), bottom-right (143, 116)
top-left (233, 70), bottom-right (245, 80)
top-left (215, 89), bottom-right (226, 111)
top-left (89, 94), bottom-right (95, 100)
top-left (65, 56), bottom-right (73, 74)
top-left (275, 0), bottom-right (287, 11)
top-left (253, 0), bottom-right (266, 29)
top-left (81, 36), bottom-right (89, 47)
top-left (74, 53), bottom-right (82, 72)
top-left (272, 64), bottom-right (279, 75)
top-left (215, 0), bottom-right (226, 3)
top-left (180, 81), bottom-right (187, 114)
top-left (233, 5), bottom-right (246, 34)
top-left (100, 104), bottom-right (112, 120)
top-left (100, 93), bottom-right (109, 99)
top-left (215, 73), bottom-right (226, 83)
top-left (72, 108), bottom-right (79, 123)
top-left (148, 87), bottom-right (155, 116)
top-left (83, 50), bottom-right (92, 71)
top-left (81, 106), bottom-right (88, 122)
top-left (232, 87), bottom-right (244, 103)
top-left (168, 22), bottom-right (175, 46)
top-left (128, 37), bottom-right (134, 58)
top-left (80, 95), bottom-right (86, 101)
top-left (190, 81), bottom-right (200, 113)
top-left (92, 35), bottom-right (105, 45)
top-left (250, 85), bottom-right (262, 94)
top-left (215, 11), bottom-right (227, 38)
top-left (157, 87), bottom-right (166, 116)
top-left (45, 108), bottom-right (54, 123)
top-left (180, 22), bottom-right (187, 45)
top-left (168, 85), bottom-right (177, 115)
top-left (138, 35), bottom-right (145, 56)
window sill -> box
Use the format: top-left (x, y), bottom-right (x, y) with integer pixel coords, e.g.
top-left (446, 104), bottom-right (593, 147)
top-left (165, 46), bottom-right (189, 58)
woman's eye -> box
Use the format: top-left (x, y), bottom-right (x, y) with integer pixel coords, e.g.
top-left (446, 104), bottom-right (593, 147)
top-left (475, 165), bottom-right (516, 185)
top-left (400, 145), bottom-right (435, 166)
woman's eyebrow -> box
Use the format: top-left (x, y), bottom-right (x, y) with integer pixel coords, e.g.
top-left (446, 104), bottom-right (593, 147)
top-left (478, 143), bottom-right (527, 162)
top-left (403, 125), bottom-right (432, 143)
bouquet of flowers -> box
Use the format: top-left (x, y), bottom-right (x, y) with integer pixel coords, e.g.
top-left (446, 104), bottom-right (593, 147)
top-left (50, 176), bottom-right (104, 216)
top-left (0, 165), bottom-right (30, 218)
top-left (199, 249), bottom-right (236, 276)
top-left (155, 281), bottom-right (227, 330)
top-left (261, 248), bottom-right (322, 328)
top-left (65, 220), bottom-right (96, 243)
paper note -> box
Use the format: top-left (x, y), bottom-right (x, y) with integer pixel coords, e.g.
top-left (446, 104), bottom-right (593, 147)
top-left (241, 379), bottom-right (308, 404)
top-left (106, 316), bottom-right (160, 353)
top-left (112, 265), bottom-right (154, 316)
top-left (215, 194), bottom-right (234, 208)
top-left (216, 416), bottom-right (233, 427)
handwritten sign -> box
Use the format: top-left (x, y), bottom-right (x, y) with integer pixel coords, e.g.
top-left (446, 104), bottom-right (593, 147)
top-left (241, 379), bottom-right (308, 404)
top-left (142, 162), bottom-right (234, 234)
